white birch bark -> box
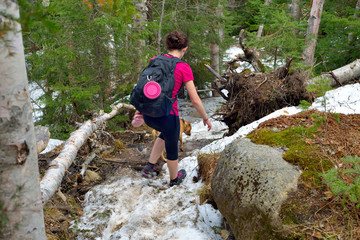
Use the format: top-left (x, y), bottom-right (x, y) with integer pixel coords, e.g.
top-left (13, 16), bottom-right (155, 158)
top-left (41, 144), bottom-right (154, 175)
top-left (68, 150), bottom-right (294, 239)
top-left (133, 0), bottom-right (148, 49)
top-left (0, 1), bottom-right (46, 239)
top-left (303, 0), bottom-right (325, 66)
top-left (133, 0), bottom-right (148, 74)
top-left (307, 59), bottom-right (360, 87)
top-left (40, 103), bottom-right (134, 203)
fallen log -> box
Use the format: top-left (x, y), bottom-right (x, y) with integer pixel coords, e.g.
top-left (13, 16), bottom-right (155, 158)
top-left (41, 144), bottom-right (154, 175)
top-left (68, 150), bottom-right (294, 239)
top-left (80, 150), bottom-right (97, 179)
top-left (307, 59), bottom-right (360, 87)
top-left (40, 103), bottom-right (134, 203)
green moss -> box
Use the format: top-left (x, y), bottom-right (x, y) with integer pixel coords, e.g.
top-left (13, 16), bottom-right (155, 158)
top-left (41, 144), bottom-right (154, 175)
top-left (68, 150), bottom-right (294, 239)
top-left (248, 125), bottom-right (332, 186)
top-left (247, 125), bottom-right (316, 148)
top-left (283, 143), bottom-right (332, 185)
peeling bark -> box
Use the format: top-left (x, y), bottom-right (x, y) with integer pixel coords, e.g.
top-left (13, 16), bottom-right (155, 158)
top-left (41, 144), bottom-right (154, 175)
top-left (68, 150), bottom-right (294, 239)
top-left (40, 103), bottom-right (134, 203)
top-left (0, 1), bottom-right (46, 239)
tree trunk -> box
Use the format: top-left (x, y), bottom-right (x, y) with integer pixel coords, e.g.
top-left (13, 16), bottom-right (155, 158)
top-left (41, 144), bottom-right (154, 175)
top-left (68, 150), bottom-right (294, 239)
top-left (303, 0), bottom-right (325, 66)
top-left (348, 0), bottom-right (360, 41)
top-left (210, 43), bottom-right (221, 97)
top-left (133, 0), bottom-right (148, 73)
top-left (291, 0), bottom-right (301, 20)
top-left (40, 103), bottom-right (134, 203)
top-left (0, 2), bottom-right (46, 239)
top-left (291, 0), bottom-right (301, 35)
top-left (210, 1), bottom-right (225, 97)
top-left (307, 59), bottom-right (360, 87)
top-left (257, 0), bottom-right (272, 39)
top-left (133, 0), bottom-right (147, 48)
top-left (157, 0), bottom-right (165, 54)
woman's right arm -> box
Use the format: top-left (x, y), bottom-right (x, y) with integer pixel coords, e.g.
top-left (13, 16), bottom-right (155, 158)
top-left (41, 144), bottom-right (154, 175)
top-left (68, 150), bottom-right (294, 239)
top-left (184, 81), bottom-right (212, 131)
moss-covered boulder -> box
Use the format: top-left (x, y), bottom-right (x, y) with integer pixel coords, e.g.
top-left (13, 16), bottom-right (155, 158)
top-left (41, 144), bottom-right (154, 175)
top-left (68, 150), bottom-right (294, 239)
top-left (211, 138), bottom-right (301, 239)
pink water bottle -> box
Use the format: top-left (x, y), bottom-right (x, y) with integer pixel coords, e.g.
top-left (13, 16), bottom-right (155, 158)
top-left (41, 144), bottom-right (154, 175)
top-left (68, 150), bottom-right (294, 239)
top-left (131, 111), bottom-right (144, 128)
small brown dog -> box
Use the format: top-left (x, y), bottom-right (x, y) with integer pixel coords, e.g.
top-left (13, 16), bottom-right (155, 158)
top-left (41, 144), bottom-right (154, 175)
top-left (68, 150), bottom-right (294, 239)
top-left (151, 118), bottom-right (192, 161)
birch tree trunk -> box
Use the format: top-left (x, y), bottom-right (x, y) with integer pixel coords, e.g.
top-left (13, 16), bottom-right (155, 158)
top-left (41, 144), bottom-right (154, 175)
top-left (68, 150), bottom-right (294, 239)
top-left (40, 103), bottom-right (134, 203)
top-left (133, 0), bottom-right (148, 73)
top-left (134, 0), bottom-right (148, 49)
top-left (307, 59), bottom-right (360, 87)
top-left (303, 0), bottom-right (325, 66)
top-left (0, 2), bottom-right (46, 239)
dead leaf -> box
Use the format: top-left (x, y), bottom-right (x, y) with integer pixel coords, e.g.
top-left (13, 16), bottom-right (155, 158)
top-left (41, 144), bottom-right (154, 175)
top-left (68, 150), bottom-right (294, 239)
top-left (284, 110), bottom-right (289, 114)
top-left (313, 231), bottom-right (323, 238)
top-left (324, 191), bottom-right (332, 199)
top-left (216, 229), bottom-right (230, 240)
top-left (305, 138), bottom-right (313, 145)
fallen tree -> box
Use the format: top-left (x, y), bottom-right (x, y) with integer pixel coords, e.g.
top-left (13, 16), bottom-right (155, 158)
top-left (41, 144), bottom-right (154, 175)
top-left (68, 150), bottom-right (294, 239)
top-left (40, 103), bottom-right (134, 203)
top-left (307, 58), bottom-right (360, 87)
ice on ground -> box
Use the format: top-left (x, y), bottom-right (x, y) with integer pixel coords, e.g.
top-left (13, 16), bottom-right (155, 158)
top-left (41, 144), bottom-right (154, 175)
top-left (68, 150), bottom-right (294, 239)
top-left (72, 157), bottom-right (223, 240)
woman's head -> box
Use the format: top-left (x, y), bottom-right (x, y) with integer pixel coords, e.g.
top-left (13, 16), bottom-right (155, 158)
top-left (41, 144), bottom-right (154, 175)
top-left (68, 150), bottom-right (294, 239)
top-left (164, 30), bottom-right (188, 51)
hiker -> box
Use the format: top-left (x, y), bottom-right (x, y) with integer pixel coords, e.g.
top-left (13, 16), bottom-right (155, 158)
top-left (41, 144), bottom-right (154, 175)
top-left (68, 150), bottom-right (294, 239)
top-left (133, 30), bottom-right (212, 187)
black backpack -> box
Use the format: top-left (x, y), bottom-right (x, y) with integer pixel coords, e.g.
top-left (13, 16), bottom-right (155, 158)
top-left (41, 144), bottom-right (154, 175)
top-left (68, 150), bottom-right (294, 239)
top-left (130, 55), bottom-right (182, 117)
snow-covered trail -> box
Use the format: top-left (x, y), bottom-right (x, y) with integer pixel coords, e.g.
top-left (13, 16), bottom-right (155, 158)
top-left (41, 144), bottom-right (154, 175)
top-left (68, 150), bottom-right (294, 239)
top-left (71, 83), bottom-right (360, 240)
top-left (71, 97), bottom-right (228, 240)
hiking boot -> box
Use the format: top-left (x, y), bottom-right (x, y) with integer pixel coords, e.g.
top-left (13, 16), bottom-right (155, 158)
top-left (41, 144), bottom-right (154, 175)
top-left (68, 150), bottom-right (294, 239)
top-left (169, 169), bottom-right (187, 187)
top-left (141, 162), bottom-right (159, 179)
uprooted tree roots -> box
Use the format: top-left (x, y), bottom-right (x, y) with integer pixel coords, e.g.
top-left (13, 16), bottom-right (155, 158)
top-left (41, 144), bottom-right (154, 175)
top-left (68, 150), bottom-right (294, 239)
top-left (212, 65), bottom-right (314, 136)
top-left (208, 30), bottom-right (314, 136)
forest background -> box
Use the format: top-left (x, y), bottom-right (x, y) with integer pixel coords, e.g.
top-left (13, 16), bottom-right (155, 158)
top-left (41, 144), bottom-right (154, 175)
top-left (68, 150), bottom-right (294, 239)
top-left (1, 0), bottom-right (359, 239)
top-left (20, 0), bottom-right (360, 140)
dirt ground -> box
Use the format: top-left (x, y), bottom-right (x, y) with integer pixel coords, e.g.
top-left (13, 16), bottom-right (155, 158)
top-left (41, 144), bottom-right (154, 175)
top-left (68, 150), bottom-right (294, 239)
top-left (40, 109), bottom-right (360, 239)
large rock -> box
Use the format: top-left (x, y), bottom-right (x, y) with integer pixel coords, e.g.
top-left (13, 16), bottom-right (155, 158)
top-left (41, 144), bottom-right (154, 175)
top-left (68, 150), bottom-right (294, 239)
top-left (211, 138), bottom-right (301, 239)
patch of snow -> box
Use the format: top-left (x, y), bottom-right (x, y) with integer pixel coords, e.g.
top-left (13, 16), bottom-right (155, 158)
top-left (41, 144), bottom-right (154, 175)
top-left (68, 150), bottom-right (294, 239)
top-left (310, 83), bottom-right (360, 114)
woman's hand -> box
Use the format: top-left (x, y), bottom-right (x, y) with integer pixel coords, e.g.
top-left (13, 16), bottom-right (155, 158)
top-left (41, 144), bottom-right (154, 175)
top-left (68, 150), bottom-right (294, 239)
top-left (184, 81), bottom-right (212, 131)
top-left (203, 118), bottom-right (212, 131)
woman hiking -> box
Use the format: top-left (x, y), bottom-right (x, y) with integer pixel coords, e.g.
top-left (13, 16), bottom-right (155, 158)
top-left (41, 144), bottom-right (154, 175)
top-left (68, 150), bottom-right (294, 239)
top-left (133, 30), bottom-right (212, 187)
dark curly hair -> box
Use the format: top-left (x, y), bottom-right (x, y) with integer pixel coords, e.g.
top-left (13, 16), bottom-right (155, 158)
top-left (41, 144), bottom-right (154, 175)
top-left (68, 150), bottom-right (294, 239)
top-left (164, 30), bottom-right (189, 51)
